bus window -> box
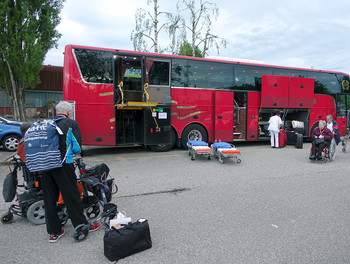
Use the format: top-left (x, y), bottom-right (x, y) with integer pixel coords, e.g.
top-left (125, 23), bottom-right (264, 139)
top-left (233, 66), bottom-right (272, 91)
top-left (272, 68), bottom-right (306, 78)
top-left (148, 60), bottom-right (170, 86)
top-left (186, 61), bottom-right (233, 89)
top-left (171, 59), bottom-right (188, 87)
top-left (336, 94), bottom-right (347, 118)
top-left (74, 49), bottom-right (113, 84)
top-left (308, 72), bottom-right (340, 94)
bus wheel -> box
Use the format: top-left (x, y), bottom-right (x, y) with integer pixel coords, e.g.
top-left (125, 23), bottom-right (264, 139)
top-left (149, 128), bottom-right (176, 152)
top-left (309, 122), bottom-right (319, 141)
top-left (181, 124), bottom-right (208, 149)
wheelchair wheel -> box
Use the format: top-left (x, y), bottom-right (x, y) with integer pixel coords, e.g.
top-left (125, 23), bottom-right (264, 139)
top-left (27, 200), bottom-right (46, 225)
top-left (342, 147), bottom-right (346, 153)
top-left (1, 212), bottom-right (14, 224)
top-left (73, 224), bottom-right (89, 242)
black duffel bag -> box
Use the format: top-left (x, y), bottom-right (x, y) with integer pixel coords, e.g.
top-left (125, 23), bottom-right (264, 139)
top-left (104, 219), bottom-right (152, 261)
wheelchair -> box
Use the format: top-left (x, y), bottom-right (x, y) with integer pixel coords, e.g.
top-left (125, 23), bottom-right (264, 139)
top-left (309, 139), bottom-right (336, 163)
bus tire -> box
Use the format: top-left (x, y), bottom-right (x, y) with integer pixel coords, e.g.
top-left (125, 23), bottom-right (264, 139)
top-left (181, 124), bottom-right (208, 149)
top-left (310, 122), bottom-right (319, 141)
top-left (149, 128), bottom-right (176, 152)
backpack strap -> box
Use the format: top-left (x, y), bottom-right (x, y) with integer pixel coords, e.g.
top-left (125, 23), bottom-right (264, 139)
top-left (61, 143), bottom-right (71, 164)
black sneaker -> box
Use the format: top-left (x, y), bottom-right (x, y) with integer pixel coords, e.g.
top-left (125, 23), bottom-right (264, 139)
top-left (309, 155), bottom-right (316, 160)
top-left (49, 228), bottom-right (65, 243)
top-left (316, 155), bottom-right (322, 160)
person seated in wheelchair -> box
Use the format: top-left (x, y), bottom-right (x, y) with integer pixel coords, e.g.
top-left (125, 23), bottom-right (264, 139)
top-left (310, 120), bottom-right (333, 161)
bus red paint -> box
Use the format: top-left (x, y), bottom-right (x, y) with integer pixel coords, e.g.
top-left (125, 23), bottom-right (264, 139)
top-left (63, 44), bottom-right (350, 150)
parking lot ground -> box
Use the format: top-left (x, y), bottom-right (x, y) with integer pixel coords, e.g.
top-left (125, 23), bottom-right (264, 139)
top-left (0, 142), bottom-right (350, 264)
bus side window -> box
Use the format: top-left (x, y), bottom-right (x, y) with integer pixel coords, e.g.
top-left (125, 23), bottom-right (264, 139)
top-left (74, 49), bottom-right (113, 84)
top-left (171, 59), bottom-right (188, 87)
top-left (149, 61), bottom-right (170, 86)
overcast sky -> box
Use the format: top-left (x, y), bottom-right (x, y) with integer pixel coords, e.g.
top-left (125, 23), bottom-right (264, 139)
top-left (45, 0), bottom-right (350, 74)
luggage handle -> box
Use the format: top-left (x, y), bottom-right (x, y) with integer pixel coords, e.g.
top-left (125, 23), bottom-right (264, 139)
top-left (111, 219), bottom-right (148, 232)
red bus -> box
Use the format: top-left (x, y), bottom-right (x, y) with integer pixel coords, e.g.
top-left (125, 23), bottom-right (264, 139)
top-left (63, 45), bottom-right (350, 151)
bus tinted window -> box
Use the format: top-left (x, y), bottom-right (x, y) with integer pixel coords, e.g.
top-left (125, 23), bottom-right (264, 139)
top-left (187, 61), bottom-right (233, 89)
top-left (308, 72), bottom-right (340, 94)
top-left (149, 61), bottom-right (170, 86)
top-left (172, 59), bottom-right (188, 87)
top-left (272, 68), bottom-right (306, 77)
top-left (74, 49), bottom-right (113, 84)
top-left (233, 66), bottom-right (272, 91)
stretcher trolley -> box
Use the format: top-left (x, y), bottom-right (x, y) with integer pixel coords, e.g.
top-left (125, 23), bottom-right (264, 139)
top-left (211, 142), bottom-right (242, 164)
top-left (187, 141), bottom-right (214, 161)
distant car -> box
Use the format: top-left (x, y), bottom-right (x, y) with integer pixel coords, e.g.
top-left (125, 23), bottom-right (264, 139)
top-left (0, 116), bottom-right (23, 151)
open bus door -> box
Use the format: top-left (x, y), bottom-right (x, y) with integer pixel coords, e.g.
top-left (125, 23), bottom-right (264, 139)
top-left (113, 54), bottom-right (171, 146)
top-left (336, 94), bottom-right (348, 136)
top-left (214, 91), bottom-right (234, 142)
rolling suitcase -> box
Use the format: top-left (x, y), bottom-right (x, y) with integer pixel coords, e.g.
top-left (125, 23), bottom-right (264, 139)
top-left (278, 129), bottom-right (287, 148)
top-left (286, 131), bottom-right (297, 145)
top-left (295, 133), bottom-right (303, 149)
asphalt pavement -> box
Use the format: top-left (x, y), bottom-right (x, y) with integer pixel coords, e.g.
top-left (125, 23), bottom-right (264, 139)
top-left (0, 142), bottom-right (349, 264)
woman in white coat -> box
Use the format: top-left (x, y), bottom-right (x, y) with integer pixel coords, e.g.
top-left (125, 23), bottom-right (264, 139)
top-left (268, 111), bottom-right (282, 148)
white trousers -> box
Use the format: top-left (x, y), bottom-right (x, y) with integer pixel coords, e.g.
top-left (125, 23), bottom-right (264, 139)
top-left (270, 130), bottom-right (279, 147)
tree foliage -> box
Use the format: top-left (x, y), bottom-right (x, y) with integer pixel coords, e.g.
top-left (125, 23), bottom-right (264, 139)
top-left (178, 40), bottom-right (202, 57)
top-left (0, 0), bottom-right (64, 121)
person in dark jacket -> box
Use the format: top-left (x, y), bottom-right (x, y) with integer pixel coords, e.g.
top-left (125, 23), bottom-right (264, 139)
top-left (310, 120), bottom-right (333, 160)
top-left (326, 114), bottom-right (340, 160)
top-left (326, 114), bottom-right (340, 144)
top-left (41, 101), bottom-right (99, 243)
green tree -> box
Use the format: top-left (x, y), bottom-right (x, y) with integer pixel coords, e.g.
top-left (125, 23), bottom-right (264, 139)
top-left (178, 40), bottom-right (202, 57)
top-left (0, 0), bottom-right (64, 121)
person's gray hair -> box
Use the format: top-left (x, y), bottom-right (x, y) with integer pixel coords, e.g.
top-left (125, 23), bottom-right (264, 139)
top-left (55, 101), bottom-right (73, 115)
top-left (319, 120), bottom-right (326, 126)
top-left (326, 114), bottom-right (333, 120)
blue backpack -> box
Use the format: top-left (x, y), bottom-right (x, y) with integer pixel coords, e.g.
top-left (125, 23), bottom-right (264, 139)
top-left (24, 118), bottom-right (66, 172)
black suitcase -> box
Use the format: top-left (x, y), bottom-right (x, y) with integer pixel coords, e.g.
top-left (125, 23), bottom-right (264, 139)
top-left (286, 131), bottom-right (297, 145)
top-left (296, 133), bottom-right (303, 149)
